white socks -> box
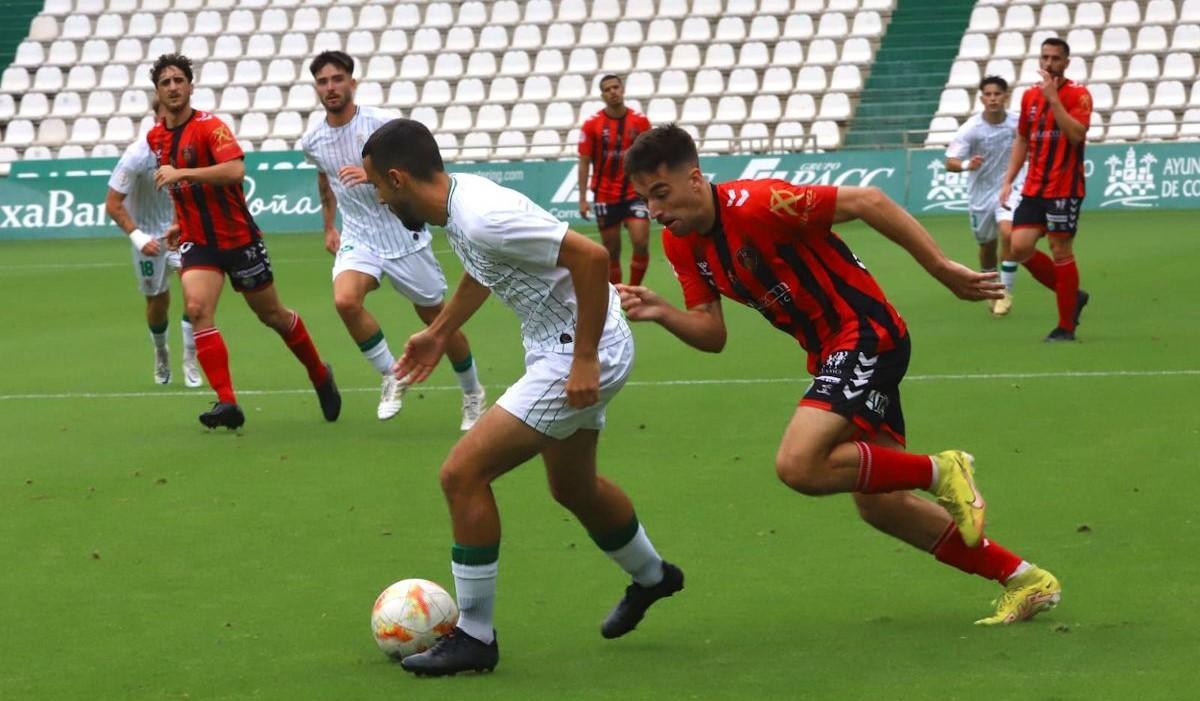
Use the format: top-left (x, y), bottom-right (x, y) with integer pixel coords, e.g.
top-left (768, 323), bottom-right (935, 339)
top-left (451, 560), bottom-right (498, 644)
top-left (605, 524), bottom-right (665, 587)
top-left (181, 319), bottom-right (196, 358)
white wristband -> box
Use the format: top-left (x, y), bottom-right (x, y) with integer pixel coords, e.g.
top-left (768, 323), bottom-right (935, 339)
top-left (129, 229), bottom-right (153, 251)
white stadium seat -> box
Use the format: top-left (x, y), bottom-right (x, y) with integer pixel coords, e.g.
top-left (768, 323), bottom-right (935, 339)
top-left (1100, 28), bottom-right (1132, 54)
top-left (1074, 2), bottom-right (1106, 28)
top-left (29, 15), bottom-right (60, 42)
top-left (3, 120), bottom-right (35, 146)
top-left (1117, 82), bottom-right (1150, 109)
top-left (1154, 81), bottom-right (1187, 108)
top-left (739, 122), bottom-right (770, 151)
top-left (219, 86), bottom-right (250, 113)
top-left (1127, 54), bottom-right (1161, 81)
top-left (118, 89), bottom-right (150, 116)
top-left (213, 35), bottom-right (243, 60)
top-left (494, 131), bottom-right (528, 160)
top-left (460, 132), bottom-right (492, 161)
top-left (812, 121), bottom-right (842, 149)
top-left (772, 121), bottom-right (806, 151)
top-left (1163, 53), bottom-right (1197, 81)
top-left (700, 124), bottom-right (734, 154)
top-left (14, 42), bottom-right (44, 68)
top-left (529, 129), bottom-right (563, 159)
top-left (286, 85), bottom-right (316, 111)
top-left (968, 7), bottom-right (1000, 32)
top-left (1180, 109), bottom-right (1200, 139)
top-left (1173, 25), bottom-right (1200, 51)
top-left (467, 52), bottom-right (498, 78)
top-left (386, 81), bottom-right (418, 108)
top-left (1146, 0), bottom-right (1178, 24)
top-left (453, 79), bottom-right (484, 105)
top-left (1091, 55), bottom-right (1124, 83)
top-left (1066, 29), bottom-right (1097, 56)
top-left (679, 97), bottom-right (713, 124)
top-left (1144, 109), bottom-right (1178, 139)
top-left (1106, 110), bottom-right (1141, 140)
top-left (19, 93), bottom-right (50, 120)
top-left (818, 93), bottom-right (852, 120)
top-left (1109, 0), bottom-right (1141, 27)
top-left (959, 34), bottom-right (990, 61)
top-left (238, 112), bottom-right (269, 140)
top-left (693, 69), bottom-right (724, 96)
top-left (761, 67), bottom-right (794, 94)
top-left (715, 96), bottom-right (748, 123)
top-left (646, 97), bottom-right (678, 123)
top-left (807, 39), bottom-right (840, 66)
top-left (1089, 83), bottom-right (1114, 111)
top-left (785, 94), bottom-right (817, 120)
top-left (1136, 26), bottom-right (1169, 53)
top-left (947, 61), bottom-right (980, 89)
top-left (938, 89), bottom-right (971, 116)
top-left (101, 116), bottom-right (135, 144)
top-left (993, 32), bottom-right (1025, 59)
top-left (749, 16), bottom-right (780, 41)
top-left (749, 95), bottom-right (782, 122)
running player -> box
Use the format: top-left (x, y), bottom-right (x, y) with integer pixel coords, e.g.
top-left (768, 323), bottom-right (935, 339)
top-left (362, 119), bottom-right (682, 676)
top-left (1001, 37), bottom-right (1091, 341)
top-left (147, 53), bottom-right (340, 429)
top-left (578, 75), bottom-right (653, 285)
top-left (619, 125), bottom-right (1061, 626)
top-left (300, 51), bottom-right (485, 427)
top-left (945, 76), bottom-right (1027, 317)
top-left (105, 99), bottom-right (201, 387)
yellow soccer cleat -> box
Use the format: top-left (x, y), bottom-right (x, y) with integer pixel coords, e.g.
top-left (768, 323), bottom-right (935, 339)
top-left (932, 450), bottom-right (986, 548)
top-left (975, 567), bottom-right (1061, 626)
top-left (992, 292), bottom-right (1013, 317)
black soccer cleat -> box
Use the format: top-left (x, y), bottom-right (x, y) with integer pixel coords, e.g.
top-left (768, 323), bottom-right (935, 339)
top-left (199, 401), bottom-right (245, 430)
top-left (315, 363), bottom-right (341, 422)
top-left (1044, 327), bottom-right (1077, 342)
top-left (400, 627), bottom-right (499, 677)
top-left (1073, 290), bottom-right (1090, 328)
top-left (601, 561), bottom-right (684, 639)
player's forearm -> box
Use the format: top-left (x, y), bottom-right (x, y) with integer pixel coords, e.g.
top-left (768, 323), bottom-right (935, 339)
top-left (656, 304), bottom-right (727, 353)
top-left (1003, 135), bottom-right (1028, 186)
top-left (945, 158), bottom-right (965, 173)
top-left (853, 188), bottom-right (949, 276)
top-left (1049, 102), bottom-right (1087, 144)
top-left (104, 192), bottom-right (137, 235)
top-left (427, 274), bottom-right (490, 339)
top-left (577, 157), bottom-right (590, 200)
top-left (179, 160), bottom-right (245, 187)
top-left (317, 175), bottom-right (337, 232)
top-left (562, 238), bottom-right (610, 356)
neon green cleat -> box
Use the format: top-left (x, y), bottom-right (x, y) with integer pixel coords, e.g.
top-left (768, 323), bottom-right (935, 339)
top-left (975, 567), bottom-right (1061, 626)
top-left (932, 450), bottom-right (986, 548)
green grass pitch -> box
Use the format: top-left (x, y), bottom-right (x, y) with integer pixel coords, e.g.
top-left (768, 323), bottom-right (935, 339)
top-left (1, 210), bottom-right (1197, 700)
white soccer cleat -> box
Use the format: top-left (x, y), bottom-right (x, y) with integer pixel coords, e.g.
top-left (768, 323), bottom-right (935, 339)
top-left (460, 387), bottom-right (486, 431)
top-left (378, 373), bottom-right (408, 420)
top-left (182, 354), bottom-right (203, 388)
top-left (154, 347), bottom-right (171, 385)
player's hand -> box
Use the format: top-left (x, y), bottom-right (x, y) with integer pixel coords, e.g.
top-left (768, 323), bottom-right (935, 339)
top-left (394, 329), bottom-right (446, 385)
top-left (154, 165), bottom-right (183, 190)
top-left (616, 284), bottom-right (667, 322)
top-left (1038, 69), bottom-right (1062, 102)
top-left (165, 224), bottom-right (181, 250)
top-left (999, 182), bottom-right (1012, 207)
top-left (968, 155), bottom-right (985, 171)
top-left (140, 238), bottom-right (162, 256)
top-left (565, 353), bottom-right (601, 409)
top-left (579, 199), bottom-right (591, 220)
top-left (338, 166), bottom-right (369, 187)
top-left (935, 260), bottom-right (1005, 301)
top-left (324, 228), bottom-right (341, 255)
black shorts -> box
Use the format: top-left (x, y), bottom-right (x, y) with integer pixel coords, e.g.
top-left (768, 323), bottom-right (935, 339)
top-left (595, 199), bottom-right (649, 230)
top-left (1013, 195), bottom-right (1083, 237)
top-left (180, 239), bottom-right (274, 293)
top-left (801, 335), bottom-right (911, 445)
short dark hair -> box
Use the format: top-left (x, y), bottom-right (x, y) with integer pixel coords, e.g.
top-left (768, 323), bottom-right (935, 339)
top-left (310, 50), bottom-right (355, 77)
top-left (1041, 37), bottom-right (1070, 56)
top-left (361, 118), bottom-right (445, 182)
top-left (623, 124), bottom-right (699, 178)
top-left (599, 74), bottom-right (623, 86)
top-left (979, 75), bottom-right (1009, 92)
top-left (150, 53), bottom-right (193, 86)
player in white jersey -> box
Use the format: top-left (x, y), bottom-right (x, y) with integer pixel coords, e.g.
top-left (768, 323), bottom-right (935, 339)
top-left (946, 76), bottom-right (1027, 317)
top-left (300, 51), bottom-right (484, 426)
top-left (104, 102), bottom-right (201, 387)
top-left (361, 119), bottom-right (683, 677)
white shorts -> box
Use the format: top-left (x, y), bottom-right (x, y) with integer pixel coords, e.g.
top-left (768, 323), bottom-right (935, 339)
top-left (132, 240), bottom-right (181, 296)
top-left (996, 185), bottom-right (1022, 224)
top-left (332, 243), bottom-right (447, 307)
top-left (496, 336), bottom-right (635, 440)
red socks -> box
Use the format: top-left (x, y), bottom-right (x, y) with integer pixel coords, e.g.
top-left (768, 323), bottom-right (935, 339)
top-left (282, 312), bottom-right (330, 386)
top-left (608, 260), bottom-right (622, 285)
top-left (1054, 256), bottom-right (1080, 331)
top-left (194, 327), bottom-right (236, 404)
top-left (1022, 250), bottom-right (1058, 291)
top-left (853, 442), bottom-right (934, 493)
top-left (629, 253), bottom-right (649, 286)
top-left (931, 522), bottom-right (1023, 582)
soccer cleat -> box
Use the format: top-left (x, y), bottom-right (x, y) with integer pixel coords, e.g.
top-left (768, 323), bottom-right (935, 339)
top-left (199, 401), bottom-right (244, 430)
top-left (992, 292), bottom-right (1013, 317)
top-left (315, 363), bottom-right (341, 422)
top-left (986, 298), bottom-right (996, 314)
top-left (974, 566), bottom-right (1061, 626)
top-left (154, 347), bottom-right (171, 385)
top-left (932, 451), bottom-right (986, 548)
top-left (460, 387), bottom-right (486, 431)
top-left (400, 627), bottom-right (498, 677)
top-left (182, 354), bottom-right (203, 388)
top-left (377, 373), bottom-right (407, 420)
top-left (601, 561), bottom-right (685, 639)
top-left (1073, 290), bottom-right (1089, 327)
top-left (1043, 327), bottom-right (1076, 342)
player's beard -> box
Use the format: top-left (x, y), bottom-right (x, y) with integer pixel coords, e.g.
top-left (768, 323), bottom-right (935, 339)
top-left (323, 93), bottom-right (350, 115)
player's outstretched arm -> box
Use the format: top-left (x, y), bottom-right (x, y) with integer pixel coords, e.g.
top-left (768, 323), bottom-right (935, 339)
top-left (557, 229), bottom-right (609, 408)
top-left (617, 285), bottom-right (727, 353)
top-left (394, 273), bottom-right (491, 384)
top-left (316, 172), bottom-right (340, 255)
top-left (834, 187), bottom-right (1003, 302)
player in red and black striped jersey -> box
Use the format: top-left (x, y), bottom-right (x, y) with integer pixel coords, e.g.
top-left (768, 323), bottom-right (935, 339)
top-left (1001, 37), bottom-right (1092, 342)
top-left (578, 75), bottom-right (653, 286)
top-left (148, 53), bottom-right (340, 429)
top-left (619, 125), bottom-right (1061, 625)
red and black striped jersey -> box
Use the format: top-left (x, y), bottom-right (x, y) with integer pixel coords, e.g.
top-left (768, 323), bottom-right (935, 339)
top-left (147, 110), bottom-right (260, 250)
top-left (662, 180), bottom-right (908, 374)
top-left (1018, 80), bottom-right (1092, 199)
top-left (577, 108), bottom-right (652, 204)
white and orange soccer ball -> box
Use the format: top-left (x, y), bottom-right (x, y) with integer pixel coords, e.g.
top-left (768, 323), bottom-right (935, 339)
top-left (371, 578), bottom-right (459, 660)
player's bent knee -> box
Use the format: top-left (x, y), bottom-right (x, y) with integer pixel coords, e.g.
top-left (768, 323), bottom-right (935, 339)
top-left (774, 455), bottom-right (827, 496)
top-left (333, 292), bottom-right (364, 319)
top-left (546, 478), bottom-right (595, 511)
top-left (852, 493), bottom-right (896, 529)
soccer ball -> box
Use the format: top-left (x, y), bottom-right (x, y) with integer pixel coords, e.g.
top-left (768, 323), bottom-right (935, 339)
top-left (371, 578), bottom-right (459, 660)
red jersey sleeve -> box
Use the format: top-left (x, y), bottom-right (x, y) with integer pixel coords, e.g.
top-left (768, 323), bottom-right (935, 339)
top-left (751, 181), bottom-right (837, 242)
top-left (1017, 90), bottom-right (1034, 138)
top-left (1066, 85), bottom-right (1093, 128)
top-left (634, 112), bottom-right (652, 131)
top-left (577, 117), bottom-right (594, 157)
top-left (201, 115), bottom-right (244, 164)
top-left (662, 231), bottom-right (719, 309)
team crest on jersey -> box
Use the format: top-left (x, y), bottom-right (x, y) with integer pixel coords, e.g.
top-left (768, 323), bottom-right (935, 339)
top-left (735, 245), bottom-right (760, 273)
top-left (211, 126), bottom-right (235, 147)
top-left (769, 187), bottom-right (819, 224)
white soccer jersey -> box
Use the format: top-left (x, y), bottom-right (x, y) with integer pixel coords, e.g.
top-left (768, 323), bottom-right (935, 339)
top-left (445, 173), bottom-right (631, 353)
top-left (300, 105), bottom-right (431, 258)
top-left (108, 138), bottom-right (174, 236)
top-left (946, 111), bottom-right (1026, 211)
